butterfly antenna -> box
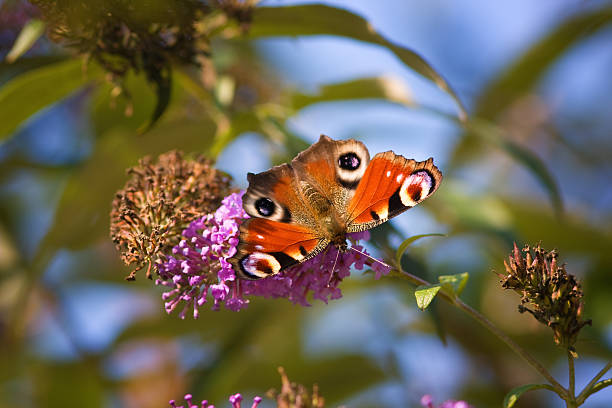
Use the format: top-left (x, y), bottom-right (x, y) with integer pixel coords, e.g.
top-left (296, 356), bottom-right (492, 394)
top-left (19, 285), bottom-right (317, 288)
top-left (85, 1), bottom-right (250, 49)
top-left (349, 246), bottom-right (390, 269)
top-left (328, 248), bottom-right (341, 286)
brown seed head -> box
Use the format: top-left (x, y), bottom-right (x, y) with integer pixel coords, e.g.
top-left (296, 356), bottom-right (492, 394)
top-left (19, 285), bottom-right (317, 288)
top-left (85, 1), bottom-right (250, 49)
top-left (499, 243), bottom-right (591, 351)
top-left (110, 151), bottom-right (231, 280)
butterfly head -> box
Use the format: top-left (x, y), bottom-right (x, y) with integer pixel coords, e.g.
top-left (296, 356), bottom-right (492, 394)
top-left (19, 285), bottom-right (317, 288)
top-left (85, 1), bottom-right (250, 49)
top-left (331, 235), bottom-right (348, 253)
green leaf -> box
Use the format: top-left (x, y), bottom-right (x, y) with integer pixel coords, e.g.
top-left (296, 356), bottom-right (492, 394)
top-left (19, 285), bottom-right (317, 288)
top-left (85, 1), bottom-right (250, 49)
top-left (0, 59), bottom-right (103, 140)
top-left (90, 72), bottom-right (158, 136)
top-left (136, 70), bottom-right (172, 134)
top-left (438, 272), bottom-right (469, 296)
top-left (450, 6), bottom-right (612, 166)
top-left (38, 117), bottom-right (216, 255)
top-left (466, 118), bottom-right (563, 215)
top-left (174, 68), bottom-right (215, 106)
top-left (208, 111), bottom-right (262, 158)
top-left (32, 361), bottom-right (104, 407)
top-left (415, 284), bottom-right (441, 311)
top-left (0, 56), bottom-right (66, 84)
top-left (395, 233), bottom-right (446, 266)
top-left (291, 76), bottom-right (414, 110)
top-left (5, 19), bottom-right (46, 63)
top-left (477, 6), bottom-right (612, 121)
top-left (430, 180), bottom-right (612, 262)
top-left (249, 5), bottom-right (467, 120)
top-left (503, 383), bottom-right (558, 408)
top-left (584, 378), bottom-right (612, 401)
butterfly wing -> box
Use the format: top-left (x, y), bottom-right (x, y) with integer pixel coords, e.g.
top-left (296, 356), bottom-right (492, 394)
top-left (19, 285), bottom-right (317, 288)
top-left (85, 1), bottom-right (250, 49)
top-left (232, 135), bottom-right (372, 279)
top-left (233, 161), bottom-right (323, 279)
top-left (232, 218), bottom-right (326, 279)
top-left (231, 136), bottom-right (442, 280)
top-left (346, 152), bottom-right (442, 232)
top-left (290, 135), bottom-right (370, 213)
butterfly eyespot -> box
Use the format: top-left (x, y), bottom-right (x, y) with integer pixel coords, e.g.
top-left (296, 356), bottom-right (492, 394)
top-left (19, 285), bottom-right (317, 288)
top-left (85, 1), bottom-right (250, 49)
top-left (255, 197), bottom-right (275, 217)
top-left (338, 152), bottom-right (361, 171)
top-left (398, 170), bottom-right (433, 207)
top-left (239, 252), bottom-right (283, 279)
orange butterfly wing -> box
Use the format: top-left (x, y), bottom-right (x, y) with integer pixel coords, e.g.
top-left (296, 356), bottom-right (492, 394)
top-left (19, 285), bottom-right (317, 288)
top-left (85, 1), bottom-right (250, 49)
top-left (231, 136), bottom-right (443, 280)
top-left (232, 135), bottom-right (370, 280)
top-left (232, 218), bottom-right (325, 279)
top-left (346, 152), bottom-right (442, 231)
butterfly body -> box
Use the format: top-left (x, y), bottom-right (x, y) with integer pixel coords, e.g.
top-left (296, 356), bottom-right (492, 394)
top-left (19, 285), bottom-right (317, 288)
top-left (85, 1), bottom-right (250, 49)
top-left (230, 135), bottom-right (442, 280)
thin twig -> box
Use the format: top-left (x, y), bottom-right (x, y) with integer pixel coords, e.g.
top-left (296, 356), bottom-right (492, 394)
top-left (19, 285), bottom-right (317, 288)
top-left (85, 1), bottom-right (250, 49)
top-left (454, 298), bottom-right (566, 396)
top-left (568, 350), bottom-right (576, 401)
top-left (381, 263), bottom-right (568, 396)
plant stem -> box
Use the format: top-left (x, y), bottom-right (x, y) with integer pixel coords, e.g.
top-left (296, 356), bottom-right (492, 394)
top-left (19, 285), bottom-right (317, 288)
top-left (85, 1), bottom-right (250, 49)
top-left (386, 265), bottom-right (567, 396)
top-left (568, 350), bottom-right (576, 399)
top-left (566, 350), bottom-right (577, 407)
top-left (454, 298), bottom-right (566, 395)
top-left (576, 361), bottom-right (612, 404)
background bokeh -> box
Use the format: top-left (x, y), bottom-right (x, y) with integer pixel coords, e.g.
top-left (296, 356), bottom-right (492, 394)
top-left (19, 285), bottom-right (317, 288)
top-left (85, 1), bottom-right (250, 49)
top-left (1, 0), bottom-right (611, 407)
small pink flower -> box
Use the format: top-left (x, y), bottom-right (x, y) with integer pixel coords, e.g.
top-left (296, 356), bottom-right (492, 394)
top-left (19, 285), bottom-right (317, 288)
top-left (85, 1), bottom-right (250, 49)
top-left (169, 393), bottom-right (261, 408)
top-left (421, 395), bottom-right (472, 408)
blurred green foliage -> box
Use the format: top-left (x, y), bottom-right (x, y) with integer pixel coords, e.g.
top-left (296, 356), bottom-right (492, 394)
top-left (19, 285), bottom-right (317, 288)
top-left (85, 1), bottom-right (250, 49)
top-left (0, 1), bottom-right (611, 408)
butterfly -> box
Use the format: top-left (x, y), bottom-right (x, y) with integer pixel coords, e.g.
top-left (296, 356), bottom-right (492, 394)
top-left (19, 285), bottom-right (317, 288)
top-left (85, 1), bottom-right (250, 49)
top-left (230, 135), bottom-right (442, 280)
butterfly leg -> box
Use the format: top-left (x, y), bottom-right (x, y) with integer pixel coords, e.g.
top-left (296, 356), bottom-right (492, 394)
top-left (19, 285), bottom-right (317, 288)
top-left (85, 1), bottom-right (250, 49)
top-left (328, 248), bottom-right (341, 287)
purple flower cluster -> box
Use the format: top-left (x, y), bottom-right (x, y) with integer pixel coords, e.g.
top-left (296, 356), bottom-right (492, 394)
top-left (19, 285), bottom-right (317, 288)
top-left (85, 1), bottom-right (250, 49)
top-left (156, 191), bottom-right (390, 317)
top-left (421, 394), bottom-right (472, 408)
top-left (242, 230), bottom-right (390, 306)
top-left (169, 393), bottom-right (262, 408)
top-left (156, 192), bottom-right (248, 317)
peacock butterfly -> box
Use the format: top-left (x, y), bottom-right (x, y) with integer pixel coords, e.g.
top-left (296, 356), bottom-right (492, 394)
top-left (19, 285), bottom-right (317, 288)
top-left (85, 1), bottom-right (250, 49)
top-left (230, 135), bottom-right (443, 279)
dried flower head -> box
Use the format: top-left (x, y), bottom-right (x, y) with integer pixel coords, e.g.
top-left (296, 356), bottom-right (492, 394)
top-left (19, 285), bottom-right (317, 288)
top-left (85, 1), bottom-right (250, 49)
top-left (499, 243), bottom-right (591, 350)
top-left (31, 0), bottom-right (209, 86)
top-left (267, 367), bottom-right (325, 408)
top-left (110, 150), bottom-right (231, 280)
top-left (29, 0), bottom-right (258, 116)
top-left (212, 0), bottom-right (258, 30)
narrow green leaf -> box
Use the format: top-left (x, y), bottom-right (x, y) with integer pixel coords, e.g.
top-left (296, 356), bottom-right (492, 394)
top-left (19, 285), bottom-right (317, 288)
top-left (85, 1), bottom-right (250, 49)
top-left (174, 69), bottom-right (214, 106)
top-left (395, 233), bottom-right (446, 266)
top-left (466, 119), bottom-right (563, 214)
top-left (90, 71), bottom-right (157, 136)
top-left (450, 6), bottom-right (612, 167)
top-left (0, 56), bottom-right (66, 84)
top-left (291, 76), bottom-right (413, 110)
top-left (5, 19), bottom-right (46, 63)
top-left (0, 59), bottom-right (103, 140)
top-left (136, 71), bottom-right (172, 134)
top-left (38, 118), bottom-right (216, 255)
top-left (249, 5), bottom-right (467, 120)
top-left (208, 111), bottom-right (262, 158)
top-left (478, 6), bottom-right (612, 121)
top-left (438, 272), bottom-right (469, 296)
top-left (503, 383), bottom-right (558, 408)
top-left (415, 284), bottom-right (441, 311)
top-left (580, 378), bottom-right (612, 403)
top-left (429, 181), bottom-right (612, 262)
